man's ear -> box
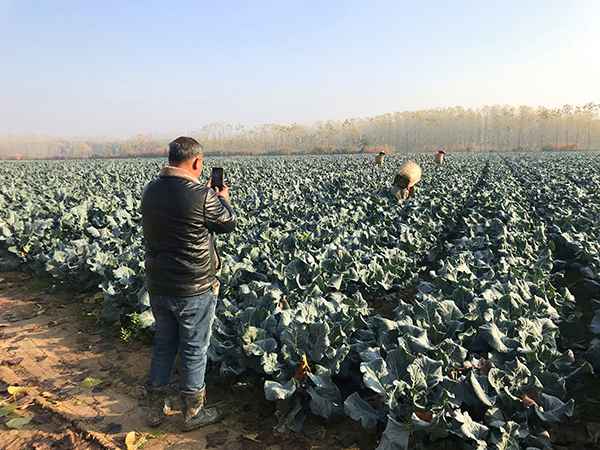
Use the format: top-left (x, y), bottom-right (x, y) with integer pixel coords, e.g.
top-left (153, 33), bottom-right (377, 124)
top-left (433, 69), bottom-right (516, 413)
top-left (192, 157), bottom-right (202, 172)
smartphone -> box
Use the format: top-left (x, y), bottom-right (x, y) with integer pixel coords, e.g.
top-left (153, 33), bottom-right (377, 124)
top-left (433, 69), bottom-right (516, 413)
top-left (210, 167), bottom-right (224, 190)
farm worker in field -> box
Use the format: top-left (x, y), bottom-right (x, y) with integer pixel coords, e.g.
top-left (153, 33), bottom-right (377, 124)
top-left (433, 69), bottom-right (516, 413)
top-left (375, 151), bottom-right (386, 166)
top-left (435, 148), bottom-right (446, 165)
top-left (141, 136), bottom-right (236, 430)
top-left (391, 160), bottom-right (422, 202)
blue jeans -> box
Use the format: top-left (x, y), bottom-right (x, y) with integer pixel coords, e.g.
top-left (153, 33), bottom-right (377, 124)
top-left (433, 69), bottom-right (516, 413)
top-left (148, 291), bottom-right (217, 393)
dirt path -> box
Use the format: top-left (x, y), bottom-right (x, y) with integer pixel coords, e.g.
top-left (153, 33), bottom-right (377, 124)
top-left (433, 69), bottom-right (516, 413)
top-left (0, 272), bottom-right (377, 450)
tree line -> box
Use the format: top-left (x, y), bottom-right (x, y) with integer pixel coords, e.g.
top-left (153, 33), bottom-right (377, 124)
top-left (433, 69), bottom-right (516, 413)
top-left (1, 103), bottom-right (599, 160)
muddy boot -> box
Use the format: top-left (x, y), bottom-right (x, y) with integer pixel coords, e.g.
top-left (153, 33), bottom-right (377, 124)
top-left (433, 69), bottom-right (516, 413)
top-left (145, 385), bottom-right (169, 428)
top-left (181, 388), bottom-right (222, 431)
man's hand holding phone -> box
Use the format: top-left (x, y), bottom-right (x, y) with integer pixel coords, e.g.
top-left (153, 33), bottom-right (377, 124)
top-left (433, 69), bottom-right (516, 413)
top-left (215, 184), bottom-right (230, 203)
top-left (208, 167), bottom-right (230, 203)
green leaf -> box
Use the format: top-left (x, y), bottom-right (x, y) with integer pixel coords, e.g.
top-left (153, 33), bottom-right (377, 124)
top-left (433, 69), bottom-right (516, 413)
top-left (452, 410), bottom-right (489, 444)
top-left (470, 372), bottom-right (494, 407)
top-left (479, 323), bottom-right (510, 353)
top-left (533, 393), bottom-right (574, 424)
top-left (307, 386), bottom-right (338, 419)
top-left (264, 379), bottom-right (296, 401)
top-left (0, 402), bottom-right (18, 417)
top-left (344, 393), bottom-right (380, 429)
top-left (6, 416), bottom-right (32, 429)
top-left (360, 359), bottom-right (389, 396)
top-left (327, 275), bottom-right (343, 290)
top-left (261, 353), bottom-right (280, 374)
top-left (376, 415), bottom-right (410, 450)
top-left (81, 377), bottom-right (103, 389)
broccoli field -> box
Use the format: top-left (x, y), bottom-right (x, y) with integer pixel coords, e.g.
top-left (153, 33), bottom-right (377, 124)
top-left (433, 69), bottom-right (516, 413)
top-left (1, 152), bottom-right (600, 449)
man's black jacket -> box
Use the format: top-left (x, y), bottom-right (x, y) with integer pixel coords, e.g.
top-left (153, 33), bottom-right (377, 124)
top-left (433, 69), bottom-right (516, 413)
top-left (141, 166), bottom-right (236, 297)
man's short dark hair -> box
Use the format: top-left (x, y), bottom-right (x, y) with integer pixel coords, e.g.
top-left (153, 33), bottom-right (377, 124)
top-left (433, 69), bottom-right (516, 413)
top-left (168, 137), bottom-right (203, 165)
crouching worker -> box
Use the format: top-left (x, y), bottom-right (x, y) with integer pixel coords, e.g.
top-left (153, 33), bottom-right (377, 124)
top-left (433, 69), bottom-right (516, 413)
top-left (375, 151), bottom-right (386, 167)
top-left (141, 136), bottom-right (236, 430)
top-left (391, 160), bottom-right (422, 202)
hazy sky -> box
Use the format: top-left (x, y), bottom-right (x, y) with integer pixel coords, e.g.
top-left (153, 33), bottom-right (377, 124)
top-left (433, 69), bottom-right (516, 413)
top-left (1, 0), bottom-right (598, 137)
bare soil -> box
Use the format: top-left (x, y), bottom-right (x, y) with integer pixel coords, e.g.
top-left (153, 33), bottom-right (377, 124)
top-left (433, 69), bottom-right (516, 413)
top-left (0, 272), bottom-right (377, 450)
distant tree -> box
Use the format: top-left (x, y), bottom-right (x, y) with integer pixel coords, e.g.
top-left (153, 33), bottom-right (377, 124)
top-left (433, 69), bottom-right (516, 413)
top-left (358, 136), bottom-right (369, 153)
top-left (2, 103), bottom-right (599, 159)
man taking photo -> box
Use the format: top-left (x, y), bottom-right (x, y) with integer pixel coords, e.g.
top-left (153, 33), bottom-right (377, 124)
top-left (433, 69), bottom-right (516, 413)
top-left (141, 136), bottom-right (236, 430)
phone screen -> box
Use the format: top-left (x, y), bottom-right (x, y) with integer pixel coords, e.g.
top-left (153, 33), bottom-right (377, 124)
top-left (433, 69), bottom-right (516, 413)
top-left (211, 167), bottom-right (224, 189)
